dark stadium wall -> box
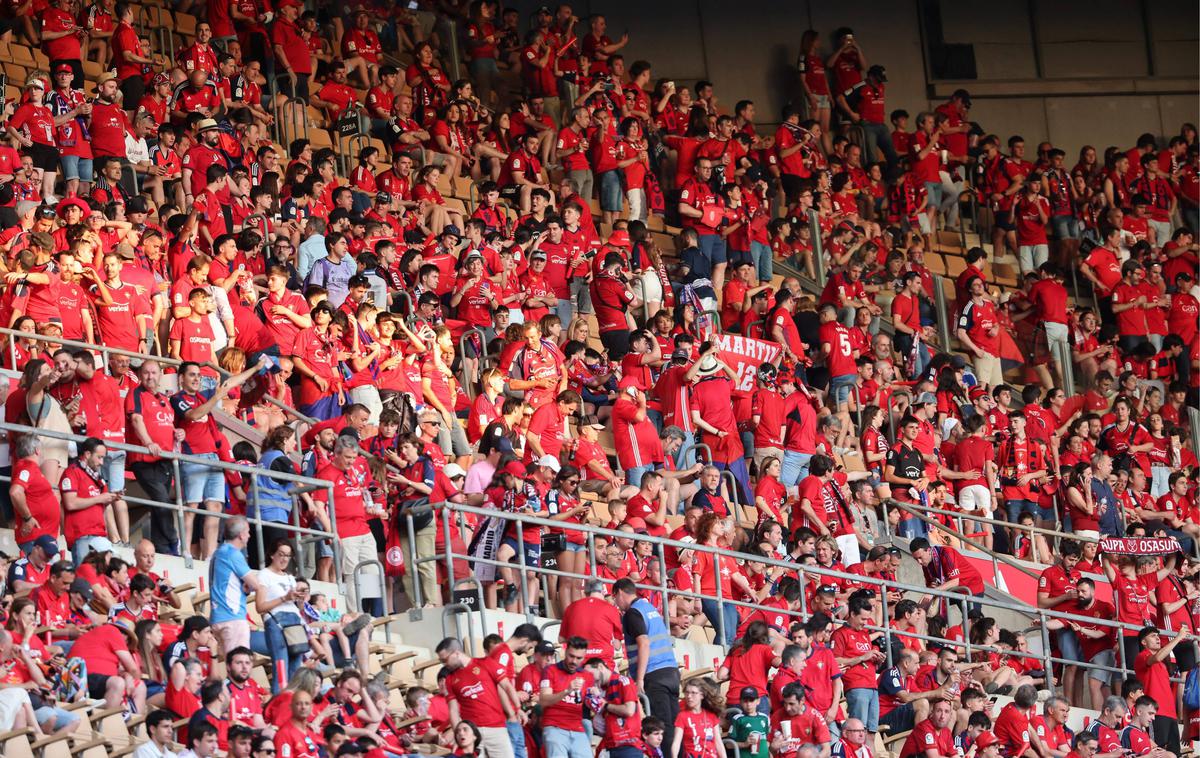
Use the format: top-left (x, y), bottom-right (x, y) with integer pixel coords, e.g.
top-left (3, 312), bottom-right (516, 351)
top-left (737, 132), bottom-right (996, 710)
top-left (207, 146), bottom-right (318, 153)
top-left (502, 0), bottom-right (1198, 152)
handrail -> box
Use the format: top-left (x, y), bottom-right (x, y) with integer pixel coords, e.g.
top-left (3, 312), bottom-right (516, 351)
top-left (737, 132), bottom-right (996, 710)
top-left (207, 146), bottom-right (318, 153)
top-left (0, 420), bottom-right (342, 582)
top-left (806, 208), bottom-right (827, 288)
top-left (0, 326), bottom-right (318, 428)
top-left (416, 500), bottom-right (1166, 690)
top-left (884, 498), bottom-right (1040, 581)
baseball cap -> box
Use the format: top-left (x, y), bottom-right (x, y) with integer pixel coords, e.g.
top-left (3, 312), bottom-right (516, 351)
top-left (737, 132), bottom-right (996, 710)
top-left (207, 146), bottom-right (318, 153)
top-left (915, 391), bottom-right (938, 406)
top-left (33, 535), bottom-right (59, 557)
top-left (974, 732), bottom-right (1001, 751)
top-left (968, 386), bottom-right (988, 400)
top-left (95, 71), bottom-right (118, 86)
top-left (443, 463), bottom-right (466, 479)
top-left (375, 191), bottom-right (392, 204)
top-left (501, 460), bottom-right (527, 478)
top-left (536, 454), bottom-right (561, 473)
top-left (534, 641), bottom-right (557, 656)
top-left (54, 63), bottom-right (73, 75)
top-left (530, 251), bottom-right (547, 261)
top-left (440, 224), bottom-right (462, 239)
top-left (69, 578), bottom-right (93, 600)
top-left (671, 348), bottom-right (690, 363)
top-left (739, 687), bottom-right (760, 701)
top-left (579, 415), bottom-right (606, 430)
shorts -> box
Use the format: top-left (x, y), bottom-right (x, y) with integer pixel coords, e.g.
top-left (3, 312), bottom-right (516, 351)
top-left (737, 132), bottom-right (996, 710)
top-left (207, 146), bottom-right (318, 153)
top-left (35, 704), bottom-right (80, 730)
top-left (276, 72), bottom-right (310, 101)
top-left (59, 154), bottom-right (94, 182)
top-left (812, 94), bottom-right (830, 110)
top-left (86, 673), bottom-right (112, 700)
top-left (499, 184), bottom-right (522, 202)
top-left (829, 374), bottom-right (857, 407)
top-left (957, 484), bottom-right (992, 515)
top-left (25, 142), bottom-right (60, 172)
top-left (180, 453), bottom-right (225, 504)
top-left (502, 535), bottom-right (541, 568)
top-left (560, 541), bottom-right (586, 553)
top-left (1051, 215), bottom-right (1080, 240)
top-left (1088, 648), bottom-right (1116, 683)
top-left (879, 703), bottom-right (915, 734)
top-left (780, 450), bottom-right (811, 488)
top-left (1057, 627), bottom-right (1083, 663)
top-left (993, 214), bottom-right (1016, 232)
top-left (103, 449), bottom-right (127, 493)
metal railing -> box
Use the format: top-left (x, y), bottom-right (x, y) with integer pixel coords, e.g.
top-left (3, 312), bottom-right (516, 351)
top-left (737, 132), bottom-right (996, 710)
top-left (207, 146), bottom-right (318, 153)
top-left (0, 420), bottom-right (341, 580)
top-left (806, 208), bottom-right (827, 288)
top-left (397, 500), bottom-right (1184, 690)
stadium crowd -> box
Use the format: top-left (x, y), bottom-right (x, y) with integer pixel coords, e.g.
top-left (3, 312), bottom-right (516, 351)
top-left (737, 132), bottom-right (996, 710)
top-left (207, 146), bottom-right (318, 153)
top-left (0, 2), bottom-right (1196, 758)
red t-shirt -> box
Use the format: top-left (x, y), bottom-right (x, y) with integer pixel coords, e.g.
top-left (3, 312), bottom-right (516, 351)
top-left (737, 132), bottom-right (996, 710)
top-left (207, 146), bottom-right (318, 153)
top-left (993, 703), bottom-right (1033, 758)
top-left (1134, 648), bottom-right (1177, 718)
top-left (312, 459), bottom-right (372, 539)
top-left (722, 643), bottom-right (776, 695)
top-left (59, 463), bottom-right (108, 545)
top-left (540, 664), bottom-right (594, 731)
top-left (830, 626), bottom-right (876, 690)
top-left (275, 722), bottom-right (321, 758)
top-left (12, 458), bottom-right (59, 542)
top-left (819, 320), bottom-right (856, 378)
top-left (444, 658), bottom-right (507, 728)
top-left (66, 624), bottom-right (127, 677)
top-left (560, 596), bottom-right (623, 668)
top-left (900, 719), bottom-right (955, 758)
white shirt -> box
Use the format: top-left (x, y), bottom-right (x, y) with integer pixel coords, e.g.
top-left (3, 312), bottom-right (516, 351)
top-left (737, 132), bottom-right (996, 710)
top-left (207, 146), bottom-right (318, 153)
top-left (134, 741), bottom-right (178, 758)
top-left (258, 567), bottom-right (300, 616)
top-left (126, 133), bottom-right (150, 166)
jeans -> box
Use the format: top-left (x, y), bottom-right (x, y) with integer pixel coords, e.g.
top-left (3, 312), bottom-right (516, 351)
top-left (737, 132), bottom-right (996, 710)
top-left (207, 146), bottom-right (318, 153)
top-left (468, 58), bottom-right (499, 102)
top-left (103, 449), bottom-right (127, 493)
top-left (73, 534), bottom-right (111, 565)
top-left (264, 610), bottom-right (307, 690)
top-left (701, 597), bottom-right (740, 647)
top-left (751, 241), bottom-right (773, 283)
top-left (506, 720), bottom-right (529, 758)
top-left (543, 727), bottom-right (591, 758)
top-left (780, 451), bottom-right (811, 487)
top-left (845, 687), bottom-right (879, 732)
top-left (625, 464), bottom-right (655, 488)
top-left (599, 170), bottom-right (623, 212)
top-left (861, 122), bottom-right (899, 173)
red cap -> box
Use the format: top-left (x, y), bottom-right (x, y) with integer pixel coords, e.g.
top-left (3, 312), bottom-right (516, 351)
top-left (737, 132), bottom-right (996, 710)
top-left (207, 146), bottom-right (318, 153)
top-left (501, 460), bottom-right (526, 478)
top-left (55, 63), bottom-right (73, 75)
top-left (279, 0), bottom-right (303, 8)
top-left (974, 732), bottom-right (1001, 751)
top-left (607, 229), bottom-right (631, 248)
top-left (969, 386), bottom-right (988, 400)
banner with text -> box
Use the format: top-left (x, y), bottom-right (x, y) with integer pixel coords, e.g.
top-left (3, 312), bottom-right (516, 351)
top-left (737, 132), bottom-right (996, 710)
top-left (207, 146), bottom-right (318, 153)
top-left (1098, 536), bottom-right (1181, 555)
top-left (714, 333), bottom-right (783, 392)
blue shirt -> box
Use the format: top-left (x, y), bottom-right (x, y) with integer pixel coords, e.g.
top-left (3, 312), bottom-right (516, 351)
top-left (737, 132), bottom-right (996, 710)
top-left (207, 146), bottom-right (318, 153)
top-left (209, 542), bottom-right (252, 624)
top-left (296, 233), bottom-right (326, 280)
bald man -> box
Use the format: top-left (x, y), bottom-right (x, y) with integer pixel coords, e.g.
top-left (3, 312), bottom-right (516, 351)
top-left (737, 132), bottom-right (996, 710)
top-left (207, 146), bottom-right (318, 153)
top-left (131, 538), bottom-right (181, 609)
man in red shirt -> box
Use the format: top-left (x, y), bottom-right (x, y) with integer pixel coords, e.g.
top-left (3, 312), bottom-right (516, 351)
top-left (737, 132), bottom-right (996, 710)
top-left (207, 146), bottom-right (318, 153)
top-left (832, 597), bottom-right (884, 737)
top-left (539, 636), bottom-right (595, 757)
top-left (274, 689), bottom-right (319, 758)
top-left (90, 73), bottom-right (131, 161)
top-left (313, 436), bottom-right (384, 615)
top-left (270, 0), bottom-right (312, 100)
top-left (61, 437), bottom-right (122, 566)
top-left (557, 106), bottom-right (593, 205)
top-left (956, 275), bottom-right (1003, 388)
top-left (910, 538), bottom-right (986, 616)
top-left (438, 636), bottom-right (518, 758)
top-left (1110, 260), bottom-right (1153, 355)
top-left (498, 132), bottom-right (548, 213)
top-left (899, 699), bottom-right (958, 758)
top-left (590, 253), bottom-right (638, 359)
top-left (992, 686), bottom-right (1040, 758)
top-left (1011, 174), bottom-right (1051, 274)
top-left (1133, 626), bottom-right (1187, 754)
top-left (678, 157), bottom-right (728, 296)
top-left (41, 0), bottom-right (85, 87)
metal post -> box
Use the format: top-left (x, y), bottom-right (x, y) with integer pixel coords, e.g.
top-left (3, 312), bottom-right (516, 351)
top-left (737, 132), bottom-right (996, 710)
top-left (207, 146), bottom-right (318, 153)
top-left (251, 475), bottom-right (265, 569)
top-left (713, 554), bottom-right (726, 647)
top-left (518, 521), bottom-right (532, 622)
top-left (807, 208), bottom-right (827, 287)
top-left (880, 582), bottom-right (894, 668)
top-left (1037, 611), bottom-right (1056, 695)
top-left (405, 511), bottom-right (422, 608)
top-left (172, 458), bottom-right (188, 565)
top-left (933, 274), bottom-right (952, 349)
top-left (656, 543), bottom-right (670, 618)
top-left (327, 483), bottom-right (343, 589)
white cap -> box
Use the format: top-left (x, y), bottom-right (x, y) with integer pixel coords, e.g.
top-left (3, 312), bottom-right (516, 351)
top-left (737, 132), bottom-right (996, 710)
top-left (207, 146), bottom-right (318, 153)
top-left (443, 463), bottom-right (466, 479)
top-left (537, 454), bottom-right (561, 473)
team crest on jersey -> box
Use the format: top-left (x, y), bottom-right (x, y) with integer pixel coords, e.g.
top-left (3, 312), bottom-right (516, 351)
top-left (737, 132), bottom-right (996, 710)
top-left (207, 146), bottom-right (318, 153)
top-left (386, 545), bottom-right (403, 565)
top-left (472, 666), bottom-right (481, 674)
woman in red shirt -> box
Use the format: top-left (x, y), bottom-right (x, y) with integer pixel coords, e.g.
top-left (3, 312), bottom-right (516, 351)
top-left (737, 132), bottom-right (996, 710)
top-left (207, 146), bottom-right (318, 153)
top-left (1063, 463), bottom-right (1100, 536)
top-left (412, 164), bottom-right (465, 233)
top-left (692, 512), bottom-right (752, 646)
top-left (754, 457), bottom-right (787, 526)
top-left (672, 679), bottom-right (727, 758)
top-left (797, 30), bottom-right (832, 153)
top-left (717, 621), bottom-right (781, 714)
top-left (405, 42), bottom-right (450, 127)
top-left (615, 117), bottom-right (651, 222)
top-left (8, 81), bottom-right (59, 200)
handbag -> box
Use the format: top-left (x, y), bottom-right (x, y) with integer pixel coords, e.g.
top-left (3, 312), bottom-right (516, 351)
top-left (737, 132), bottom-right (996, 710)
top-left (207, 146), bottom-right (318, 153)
top-left (269, 612), bottom-right (310, 658)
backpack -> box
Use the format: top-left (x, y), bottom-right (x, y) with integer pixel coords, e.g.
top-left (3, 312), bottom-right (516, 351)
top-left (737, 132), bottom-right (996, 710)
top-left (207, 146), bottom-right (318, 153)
top-left (1185, 666), bottom-right (1200, 711)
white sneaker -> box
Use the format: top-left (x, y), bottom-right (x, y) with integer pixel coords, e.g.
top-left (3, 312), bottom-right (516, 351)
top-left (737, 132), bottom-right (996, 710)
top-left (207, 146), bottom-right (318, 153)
top-left (42, 194), bottom-right (60, 205)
